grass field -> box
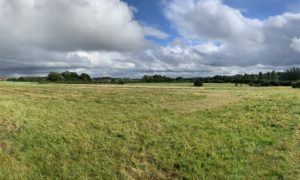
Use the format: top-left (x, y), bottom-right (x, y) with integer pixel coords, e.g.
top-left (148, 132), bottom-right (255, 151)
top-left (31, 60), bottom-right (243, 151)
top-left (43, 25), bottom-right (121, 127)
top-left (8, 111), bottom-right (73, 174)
top-left (0, 82), bottom-right (299, 179)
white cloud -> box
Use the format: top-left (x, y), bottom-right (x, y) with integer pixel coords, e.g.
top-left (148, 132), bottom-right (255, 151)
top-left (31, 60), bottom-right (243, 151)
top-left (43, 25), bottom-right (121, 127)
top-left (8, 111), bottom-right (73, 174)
top-left (0, 0), bottom-right (149, 76)
top-left (0, 0), bottom-right (300, 77)
top-left (143, 26), bottom-right (170, 40)
top-left (165, 0), bottom-right (263, 43)
top-left (72, 51), bottom-right (136, 69)
top-left (0, 0), bottom-right (146, 52)
top-left (290, 38), bottom-right (300, 53)
top-left (164, 0), bottom-right (300, 68)
top-left (194, 42), bottom-right (223, 54)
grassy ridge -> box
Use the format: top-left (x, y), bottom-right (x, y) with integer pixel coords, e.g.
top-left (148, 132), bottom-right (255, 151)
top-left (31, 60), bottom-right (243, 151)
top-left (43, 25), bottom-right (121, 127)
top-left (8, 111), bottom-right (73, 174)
top-left (0, 82), bottom-right (299, 179)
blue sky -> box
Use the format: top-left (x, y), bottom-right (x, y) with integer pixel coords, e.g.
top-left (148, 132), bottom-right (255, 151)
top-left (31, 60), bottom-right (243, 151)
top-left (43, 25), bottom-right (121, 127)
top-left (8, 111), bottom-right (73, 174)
top-left (124, 0), bottom-right (300, 21)
top-left (123, 0), bottom-right (175, 45)
top-left (124, 0), bottom-right (300, 44)
top-left (223, 0), bottom-right (300, 18)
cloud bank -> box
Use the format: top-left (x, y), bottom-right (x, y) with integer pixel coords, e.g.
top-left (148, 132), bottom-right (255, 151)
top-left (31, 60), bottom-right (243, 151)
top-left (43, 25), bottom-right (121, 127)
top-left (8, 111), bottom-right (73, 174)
top-left (0, 0), bottom-right (147, 51)
top-left (0, 0), bottom-right (300, 77)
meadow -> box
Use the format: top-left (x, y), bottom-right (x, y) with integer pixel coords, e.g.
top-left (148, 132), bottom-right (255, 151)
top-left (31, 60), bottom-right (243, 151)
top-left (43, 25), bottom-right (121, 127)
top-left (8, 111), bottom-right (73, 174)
top-left (0, 82), bottom-right (299, 179)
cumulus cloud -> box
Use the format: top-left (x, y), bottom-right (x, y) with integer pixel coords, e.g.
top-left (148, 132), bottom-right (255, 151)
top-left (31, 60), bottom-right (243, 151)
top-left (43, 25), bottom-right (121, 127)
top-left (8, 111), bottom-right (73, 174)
top-left (165, 0), bottom-right (263, 42)
top-left (0, 0), bottom-right (148, 76)
top-left (164, 0), bottom-right (300, 68)
top-left (0, 0), bottom-right (146, 52)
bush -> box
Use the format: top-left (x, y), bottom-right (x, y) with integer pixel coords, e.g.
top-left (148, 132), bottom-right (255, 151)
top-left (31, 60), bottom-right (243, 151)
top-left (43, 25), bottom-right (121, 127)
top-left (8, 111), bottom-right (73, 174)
top-left (279, 81), bottom-right (292, 86)
top-left (194, 79), bottom-right (204, 87)
top-left (261, 81), bottom-right (271, 87)
top-left (118, 80), bottom-right (125, 85)
top-left (269, 81), bottom-right (280, 86)
top-left (292, 81), bottom-right (300, 88)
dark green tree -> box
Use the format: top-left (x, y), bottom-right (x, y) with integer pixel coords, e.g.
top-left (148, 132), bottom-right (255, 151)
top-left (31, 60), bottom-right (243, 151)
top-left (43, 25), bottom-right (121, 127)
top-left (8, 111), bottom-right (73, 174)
top-left (292, 81), bottom-right (300, 88)
top-left (62, 71), bottom-right (80, 81)
top-left (47, 72), bottom-right (64, 82)
top-left (79, 73), bottom-right (92, 82)
top-left (194, 79), bottom-right (204, 87)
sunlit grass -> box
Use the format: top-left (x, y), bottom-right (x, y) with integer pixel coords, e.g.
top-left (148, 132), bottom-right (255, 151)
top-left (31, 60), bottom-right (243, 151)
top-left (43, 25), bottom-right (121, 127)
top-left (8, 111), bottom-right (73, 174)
top-left (0, 82), bottom-right (299, 179)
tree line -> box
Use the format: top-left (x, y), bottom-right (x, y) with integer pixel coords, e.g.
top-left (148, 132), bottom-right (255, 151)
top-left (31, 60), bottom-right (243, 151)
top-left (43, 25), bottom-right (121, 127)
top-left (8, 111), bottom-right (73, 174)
top-left (140, 67), bottom-right (300, 84)
top-left (141, 67), bottom-right (300, 88)
top-left (7, 71), bottom-right (92, 83)
top-left (5, 67), bottom-right (300, 88)
top-left (47, 71), bottom-right (92, 82)
top-left (199, 67), bottom-right (300, 87)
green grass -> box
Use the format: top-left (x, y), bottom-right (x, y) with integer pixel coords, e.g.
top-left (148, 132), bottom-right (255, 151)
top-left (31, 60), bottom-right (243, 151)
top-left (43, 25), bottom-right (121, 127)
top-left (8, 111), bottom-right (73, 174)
top-left (0, 82), bottom-right (299, 179)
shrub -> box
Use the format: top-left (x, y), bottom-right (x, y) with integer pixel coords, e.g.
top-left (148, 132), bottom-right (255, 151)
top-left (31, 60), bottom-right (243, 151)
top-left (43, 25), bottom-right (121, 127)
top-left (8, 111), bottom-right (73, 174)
top-left (261, 81), bottom-right (271, 87)
top-left (194, 79), bottom-right (204, 87)
top-left (269, 81), bottom-right (280, 86)
top-left (118, 80), bottom-right (125, 85)
top-left (279, 81), bottom-right (292, 86)
top-left (292, 81), bottom-right (300, 88)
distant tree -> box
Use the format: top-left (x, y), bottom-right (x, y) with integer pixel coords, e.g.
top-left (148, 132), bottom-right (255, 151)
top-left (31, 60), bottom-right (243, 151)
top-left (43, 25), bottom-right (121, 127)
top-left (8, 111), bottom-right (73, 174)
top-left (286, 67), bottom-right (300, 81)
top-left (70, 72), bottom-right (79, 81)
top-left (258, 72), bottom-right (263, 81)
top-left (194, 79), bottom-right (204, 87)
top-left (18, 77), bottom-right (25, 82)
top-left (270, 71), bottom-right (278, 81)
top-left (142, 75), bottom-right (152, 83)
top-left (79, 73), bottom-right (92, 82)
top-left (62, 71), bottom-right (80, 81)
top-left (176, 77), bottom-right (184, 82)
top-left (61, 71), bottom-right (72, 81)
top-left (141, 75), bottom-right (174, 83)
top-left (16, 77), bottom-right (46, 82)
top-left (47, 72), bottom-right (63, 82)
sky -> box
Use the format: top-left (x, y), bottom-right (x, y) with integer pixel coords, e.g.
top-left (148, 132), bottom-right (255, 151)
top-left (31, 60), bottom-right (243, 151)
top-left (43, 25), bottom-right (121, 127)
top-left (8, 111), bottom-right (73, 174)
top-left (0, 0), bottom-right (300, 77)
